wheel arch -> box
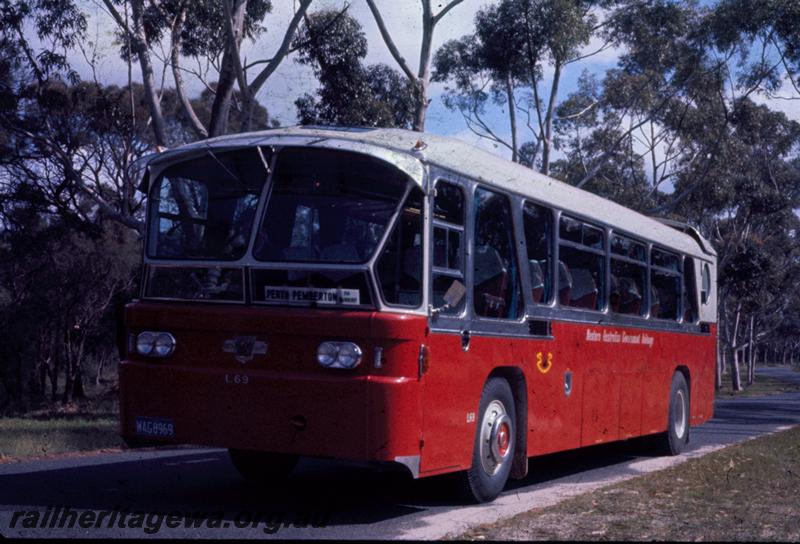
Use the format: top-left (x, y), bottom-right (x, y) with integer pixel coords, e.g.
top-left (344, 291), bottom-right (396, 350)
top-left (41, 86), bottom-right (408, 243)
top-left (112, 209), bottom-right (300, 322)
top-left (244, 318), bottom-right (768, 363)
top-left (487, 366), bottom-right (528, 480)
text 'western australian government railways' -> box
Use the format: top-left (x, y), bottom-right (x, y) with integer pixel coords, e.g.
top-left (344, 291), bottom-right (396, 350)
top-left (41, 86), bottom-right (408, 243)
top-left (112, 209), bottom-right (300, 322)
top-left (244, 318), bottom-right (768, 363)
top-left (585, 328), bottom-right (655, 347)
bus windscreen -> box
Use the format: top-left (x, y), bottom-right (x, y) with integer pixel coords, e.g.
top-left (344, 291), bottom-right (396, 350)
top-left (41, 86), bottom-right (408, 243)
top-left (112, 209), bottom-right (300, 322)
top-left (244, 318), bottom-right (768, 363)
top-left (252, 147), bottom-right (408, 264)
top-left (148, 147), bottom-right (270, 260)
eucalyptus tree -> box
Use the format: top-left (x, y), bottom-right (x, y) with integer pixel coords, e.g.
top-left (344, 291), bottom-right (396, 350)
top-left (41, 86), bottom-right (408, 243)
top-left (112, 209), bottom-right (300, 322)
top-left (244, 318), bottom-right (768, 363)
top-left (433, 0), bottom-right (600, 171)
top-left (100, 0), bottom-right (313, 141)
top-left (365, 0), bottom-right (468, 132)
top-left (293, 9), bottom-right (415, 128)
top-left (674, 100), bottom-right (800, 389)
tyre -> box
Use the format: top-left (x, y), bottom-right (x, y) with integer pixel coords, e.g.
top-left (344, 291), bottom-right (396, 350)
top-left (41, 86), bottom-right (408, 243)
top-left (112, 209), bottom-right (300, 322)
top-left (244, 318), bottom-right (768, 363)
top-left (228, 449), bottom-right (298, 483)
top-left (657, 372), bottom-right (690, 455)
top-left (461, 377), bottom-right (516, 503)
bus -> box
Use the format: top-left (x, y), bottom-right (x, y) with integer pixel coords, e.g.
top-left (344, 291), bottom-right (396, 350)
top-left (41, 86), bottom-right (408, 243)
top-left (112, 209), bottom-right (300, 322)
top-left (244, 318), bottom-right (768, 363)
top-left (120, 126), bottom-right (717, 503)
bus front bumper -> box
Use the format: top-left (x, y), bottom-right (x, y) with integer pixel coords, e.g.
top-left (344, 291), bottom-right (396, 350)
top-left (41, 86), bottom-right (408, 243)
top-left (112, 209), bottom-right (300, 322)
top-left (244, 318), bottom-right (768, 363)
top-left (119, 361), bottom-right (421, 466)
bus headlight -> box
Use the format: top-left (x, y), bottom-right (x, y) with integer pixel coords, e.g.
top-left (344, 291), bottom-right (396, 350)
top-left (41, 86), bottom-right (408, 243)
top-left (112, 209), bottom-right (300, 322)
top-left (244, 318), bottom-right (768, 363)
top-left (136, 331), bottom-right (176, 358)
top-left (153, 333), bottom-right (176, 357)
top-left (136, 332), bottom-right (155, 356)
top-left (317, 341), bottom-right (362, 369)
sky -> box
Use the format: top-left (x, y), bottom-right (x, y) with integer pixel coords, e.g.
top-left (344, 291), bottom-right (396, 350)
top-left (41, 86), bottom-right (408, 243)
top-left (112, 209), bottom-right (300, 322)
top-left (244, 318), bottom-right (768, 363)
top-left (72, 0), bottom-right (620, 157)
top-left (72, 0), bottom-right (797, 160)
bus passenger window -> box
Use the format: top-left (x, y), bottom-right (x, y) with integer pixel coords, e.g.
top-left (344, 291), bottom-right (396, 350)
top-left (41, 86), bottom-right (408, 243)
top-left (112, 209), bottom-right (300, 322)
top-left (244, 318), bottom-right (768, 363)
top-left (523, 202), bottom-right (553, 304)
top-left (377, 188), bottom-right (425, 307)
top-left (682, 257), bottom-right (699, 323)
top-left (473, 187), bottom-right (522, 319)
top-left (650, 248), bottom-right (681, 320)
top-left (558, 215), bottom-right (605, 311)
top-left (610, 234), bottom-right (646, 316)
top-left (432, 181), bottom-right (466, 314)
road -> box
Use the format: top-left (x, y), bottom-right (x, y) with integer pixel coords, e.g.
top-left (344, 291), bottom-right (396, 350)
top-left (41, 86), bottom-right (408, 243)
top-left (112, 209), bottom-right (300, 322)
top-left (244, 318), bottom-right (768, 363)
top-left (1, 367), bottom-right (799, 540)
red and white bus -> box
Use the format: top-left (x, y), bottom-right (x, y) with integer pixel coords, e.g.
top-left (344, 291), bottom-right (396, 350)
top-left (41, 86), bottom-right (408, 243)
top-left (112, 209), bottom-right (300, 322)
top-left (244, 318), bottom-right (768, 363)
top-left (120, 126), bottom-right (717, 502)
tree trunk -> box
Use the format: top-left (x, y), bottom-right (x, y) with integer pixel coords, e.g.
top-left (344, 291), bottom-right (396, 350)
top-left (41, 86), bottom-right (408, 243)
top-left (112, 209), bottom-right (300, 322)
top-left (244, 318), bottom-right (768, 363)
top-left (413, 7), bottom-right (434, 132)
top-left (746, 316), bottom-right (755, 385)
top-left (129, 0), bottom-right (168, 147)
top-left (541, 61), bottom-right (562, 175)
top-left (209, 0), bottom-right (247, 137)
top-left (171, 5), bottom-right (208, 139)
top-left (72, 365), bottom-right (85, 400)
top-left (730, 304), bottom-right (742, 391)
top-left (731, 347), bottom-right (742, 391)
top-left (505, 74), bottom-right (518, 162)
top-left (715, 332), bottom-right (722, 391)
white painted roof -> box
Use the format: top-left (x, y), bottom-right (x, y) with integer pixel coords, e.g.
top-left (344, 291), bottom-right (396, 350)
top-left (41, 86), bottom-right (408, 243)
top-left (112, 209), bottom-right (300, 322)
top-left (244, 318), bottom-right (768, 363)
top-left (143, 125), bottom-right (715, 260)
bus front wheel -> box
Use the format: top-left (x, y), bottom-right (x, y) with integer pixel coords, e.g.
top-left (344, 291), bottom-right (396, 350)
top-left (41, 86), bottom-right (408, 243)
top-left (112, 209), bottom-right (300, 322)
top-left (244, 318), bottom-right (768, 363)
top-left (228, 449), bottom-right (298, 483)
top-left (657, 372), bottom-right (690, 455)
top-left (462, 377), bottom-right (516, 503)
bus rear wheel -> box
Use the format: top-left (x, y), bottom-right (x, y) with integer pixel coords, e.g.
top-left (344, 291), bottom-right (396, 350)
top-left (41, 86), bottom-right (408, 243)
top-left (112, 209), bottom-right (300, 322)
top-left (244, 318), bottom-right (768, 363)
top-left (228, 449), bottom-right (298, 483)
top-left (657, 372), bottom-right (689, 455)
top-left (462, 377), bottom-right (516, 503)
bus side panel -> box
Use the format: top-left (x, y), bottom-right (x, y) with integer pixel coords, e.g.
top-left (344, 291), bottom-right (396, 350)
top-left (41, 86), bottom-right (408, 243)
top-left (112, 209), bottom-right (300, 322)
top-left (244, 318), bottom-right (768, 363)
top-left (418, 332), bottom-right (519, 475)
top-left (513, 334), bottom-right (582, 456)
top-left (690, 324), bottom-right (717, 426)
top-left (638, 326), bottom-right (717, 435)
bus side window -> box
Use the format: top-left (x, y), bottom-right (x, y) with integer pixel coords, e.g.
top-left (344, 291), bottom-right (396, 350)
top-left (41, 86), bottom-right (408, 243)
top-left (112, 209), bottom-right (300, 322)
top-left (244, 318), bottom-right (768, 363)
top-left (682, 257), bottom-right (699, 323)
top-left (377, 188), bottom-right (425, 307)
top-left (473, 187), bottom-right (522, 319)
top-left (431, 181), bottom-right (466, 313)
top-left (609, 234), bottom-right (647, 317)
top-left (558, 216), bottom-right (605, 311)
top-left (522, 202), bottom-right (553, 304)
top-left (650, 248), bottom-right (681, 320)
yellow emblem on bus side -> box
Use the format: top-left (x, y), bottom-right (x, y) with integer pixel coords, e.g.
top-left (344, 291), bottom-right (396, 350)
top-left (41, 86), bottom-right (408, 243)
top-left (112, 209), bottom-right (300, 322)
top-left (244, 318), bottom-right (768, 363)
top-left (536, 352), bottom-right (553, 374)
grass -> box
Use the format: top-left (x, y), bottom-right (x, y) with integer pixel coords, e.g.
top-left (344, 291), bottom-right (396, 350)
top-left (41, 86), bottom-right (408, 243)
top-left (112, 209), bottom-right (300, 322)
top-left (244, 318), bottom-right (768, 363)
top-left (455, 367), bottom-right (800, 541)
top-left (716, 371), bottom-right (800, 398)
top-left (0, 416), bottom-right (122, 461)
top-left (458, 425), bottom-right (800, 541)
top-left (0, 393), bottom-right (123, 462)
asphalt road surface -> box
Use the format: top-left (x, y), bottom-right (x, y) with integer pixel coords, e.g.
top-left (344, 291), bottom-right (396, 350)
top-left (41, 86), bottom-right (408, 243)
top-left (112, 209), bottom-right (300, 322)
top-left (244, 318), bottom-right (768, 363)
top-left (1, 367), bottom-right (799, 540)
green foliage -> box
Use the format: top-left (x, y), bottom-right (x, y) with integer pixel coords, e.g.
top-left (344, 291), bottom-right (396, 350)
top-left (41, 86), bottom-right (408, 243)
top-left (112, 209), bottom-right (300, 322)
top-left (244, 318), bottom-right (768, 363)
top-left (113, 0), bottom-right (272, 62)
top-left (293, 9), bottom-right (416, 128)
top-left (0, 213), bottom-right (140, 410)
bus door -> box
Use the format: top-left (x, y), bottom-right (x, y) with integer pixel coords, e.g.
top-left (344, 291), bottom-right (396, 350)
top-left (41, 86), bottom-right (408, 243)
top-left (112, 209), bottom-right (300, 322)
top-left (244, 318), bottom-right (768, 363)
top-left (518, 202), bottom-right (583, 455)
top-left (422, 178), bottom-right (473, 474)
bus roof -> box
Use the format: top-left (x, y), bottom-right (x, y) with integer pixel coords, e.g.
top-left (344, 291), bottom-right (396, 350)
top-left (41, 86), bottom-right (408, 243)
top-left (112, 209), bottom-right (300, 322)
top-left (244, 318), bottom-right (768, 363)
top-left (141, 125), bottom-right (716, 260)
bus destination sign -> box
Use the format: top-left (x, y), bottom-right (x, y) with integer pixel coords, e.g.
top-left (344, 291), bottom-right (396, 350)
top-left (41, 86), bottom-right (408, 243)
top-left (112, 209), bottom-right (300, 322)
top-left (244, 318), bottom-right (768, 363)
top-left (263, 286), bottom-right (361, 305)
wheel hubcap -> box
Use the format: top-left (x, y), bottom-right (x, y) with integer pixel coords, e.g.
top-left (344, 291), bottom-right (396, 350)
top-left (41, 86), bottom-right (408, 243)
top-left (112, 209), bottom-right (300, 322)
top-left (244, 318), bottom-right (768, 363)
top-left (673, 389), bottom-right (687, 439)
top-left (480, 400), bottom-right (513, 476)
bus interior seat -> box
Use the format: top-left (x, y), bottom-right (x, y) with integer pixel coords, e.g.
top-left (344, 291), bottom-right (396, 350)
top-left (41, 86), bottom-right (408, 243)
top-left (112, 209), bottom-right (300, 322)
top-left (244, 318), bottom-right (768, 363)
top-left (619, 277), bottom-right (642, 315)
top-left (474, 245), bottom-right (508, 317)
top-left (558, 260), bottom-right (572, 306)
top-left (529, 260), bottom-right (545, 303)
top-left (569, 268), bottom-right (598, 309)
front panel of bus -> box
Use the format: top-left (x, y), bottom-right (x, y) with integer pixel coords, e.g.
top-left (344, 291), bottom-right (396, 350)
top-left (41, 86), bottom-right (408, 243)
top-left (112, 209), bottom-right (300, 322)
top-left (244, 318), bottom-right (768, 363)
top-left (119, 145), bottom-right (430, 469)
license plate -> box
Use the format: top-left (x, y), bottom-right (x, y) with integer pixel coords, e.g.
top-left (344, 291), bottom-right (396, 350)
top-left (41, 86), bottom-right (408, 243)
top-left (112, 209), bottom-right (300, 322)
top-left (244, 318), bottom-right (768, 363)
top-left (135, 416), bottom-right (175, 438)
